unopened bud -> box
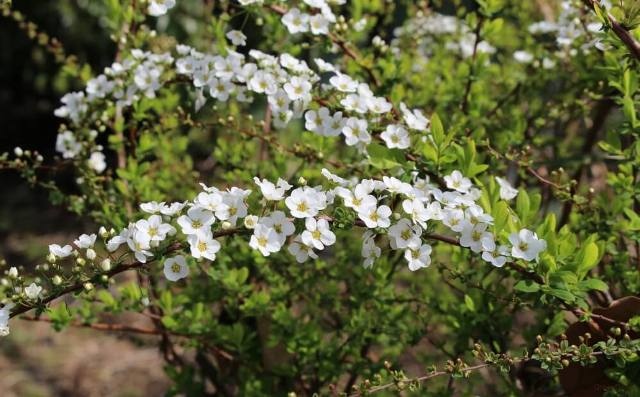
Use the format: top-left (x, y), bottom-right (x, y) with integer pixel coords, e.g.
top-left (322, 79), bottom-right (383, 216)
top-left (14, 147), bottom-right (23, 157)
top-left (86, 248), bottom-right (96, 260)
top-left (222, 221), bottom-right (232, 230)
top-left (8, 267), bottom-right (18, 279)
top-left (100, 258), bottom-right (111, 271)
top-left (76, 257), bottom-right (86, 266)
top-left (298, 176), bottom-right (307, 185)
top-left (83, 282), bottom-right (93, 291)
top-left (47, 253), bottom-right (56, 263)
top-left (99, 226), bottom-right (109, 238)
top-left (52, 275), bottom-right (62, 285)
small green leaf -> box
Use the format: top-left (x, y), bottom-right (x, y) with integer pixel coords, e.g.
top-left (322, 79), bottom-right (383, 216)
top-left (464, 294), bottom-right (476, 311)
top-left (578, 278), bottom-right (609, 292)
top-left (514, 280), bottom-right (540, 293)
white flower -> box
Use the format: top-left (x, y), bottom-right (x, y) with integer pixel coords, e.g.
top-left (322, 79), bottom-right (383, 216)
top-left (321, 168), bottom-right (349, 186)
top-left (249, 71), bottom-right (278, 95)
top-left (74, 233), bottom-right (97, 249)
top-left (482, 244), bottom-right (510, 268)
top-left (444, 170), bottom-right (472, 193)
top-left (383, 176), bottom-right (412, 195)
top-left (249, 224), bottom-right (282, 256)
top-left (282, 8), bottom-right (309, 34)
top-left (259, 211), bottom-right (295, 243)
top-left (495, 177), bottom-right (518, 201)
top-left (309, 14), bottom-right (330, 35)
top-left (86, 75), bottom-right (115, 99)
top-left (301, 217), bottom-right (335, 250)
top-left (399, 103), bottom-right (429, 131)
top-left (459, 223), bottom-right (493, 253)
top-left (178, 207), bottom-right (215, 236)
top-left (404, 244), bottom-right (432, 271)
top-left (55, 130), bottom-right (81, 159)
top-left (367, 96), bottom-right (392, 114)
top-left (148, 0), bottom-right (176, 16)
top-left (288, 236), bottom-right (318, 263)
top-left (509, 229), bottom-right (546, 261)
top-left (24, 283), bottom-right (42, 300)
top-left (342, 117), bottom-right (371, 146)
top-left (49, 244), bottom-right (73, 258)
top-left (314, 58), bottom-right (337, 73)
top-left (254, 177), bottom-right (292, 201)
top-left (361, 231), bottom-right (381, 268)
top-left (284, 76), bottom-right (312, 101)
top-left (513, 50), bottom-right (534, 63)
top-left (359, 205), bottom-right (392, 229)
top-left (136, 215), bottom-right (175, 243)
top-left (208, 77), bottom-right (234, 101)
top-left (380, 124), bottom-right (410, 149)
top-left (188, 233), bottom-right (221, 261)
top-left (335, 186), bottom-right (376, 213)
top-left (330, 73), bottom-right (358, 92)
top-left (8, 267), bottom-right (18, 278)
top-left (194, 191), bottom-right (229, 218)
top-left (388, 219), bottom-right (422, 250)
top-left (220, 188), bottom-right (251, 225)
top-left (87, 152), bottom-right (107, 173)
top-left (0, 302), bottom-right (14, 336)
top-left (285, 187), bottom-right (326, 218)
top-left (244, 215), bottom-right (259, 229)
top-left (140, 201), bottom-right (164, 214)
top-left (226, 30), bottom-right (247, 46)
top-left (163, 255), bottom-right (189, 281)
top-left (442, 208), bottom-right (466, 232)
top-left (160, 202), bottom-right (187, 216)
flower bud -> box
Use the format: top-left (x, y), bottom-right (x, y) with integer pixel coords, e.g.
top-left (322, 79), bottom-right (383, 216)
top-left (14, 147), bottom-right (23, 157)
top-left (99, 226), bottom-right (109, 238)
top-left (100, 258), bottom-right (111, 271)
top-left (298, 176), bottom-right (307, 185)
top-left (8, 267), bottom-right (18, 279)
top-left (47, 252), bottom-right (57, 263)
top-left (52, 275), bottom-right (62, 285)
top-left (83, 282), bottom-right (93, 291)
top-left (221, 221), bottom-right (232, 230)
top-left (86, 248), bottom-right (96, 260)
top-left (76, 257), bottom-right (86, 266)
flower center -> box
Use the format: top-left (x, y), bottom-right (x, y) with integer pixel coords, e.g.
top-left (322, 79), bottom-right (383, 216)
top-left (312, 230), bottom-right (321, 240)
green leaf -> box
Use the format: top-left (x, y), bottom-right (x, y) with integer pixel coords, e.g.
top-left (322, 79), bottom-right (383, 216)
top-left (464, 294), bottom-right (476, 311)
top-left (578, 278), bottom-right (609, 292)
top-left (431, 113), bottom-right (444, 146)
top-left (577, 242), bottom-right (599, 279)
top-left (367, 143), bottom-right (405, 169)
top-left (514, 280), bottom-right (541, 293)
top-left (516, 189), bottom-right (530, 224)
top-left (547, 288), bottom-right (576, 303)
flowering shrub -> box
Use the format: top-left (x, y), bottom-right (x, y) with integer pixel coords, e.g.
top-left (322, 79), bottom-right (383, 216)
top-left (2, 0), bottom-right (640, 395)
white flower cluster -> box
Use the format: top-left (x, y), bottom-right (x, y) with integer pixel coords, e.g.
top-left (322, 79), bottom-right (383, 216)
top-left (0, 167), bottom-right (544, 337)
top-left (52, 36), bottom-right (433, 175)
top-left (281, 0), bottom-right (347, 36)
top-left (391, 11), bottom-right (496, 65)
top-left (528, 0), bottom-right (606, 51)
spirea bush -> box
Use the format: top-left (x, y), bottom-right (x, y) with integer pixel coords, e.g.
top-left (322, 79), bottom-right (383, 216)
top-left (1, 0), bottom-right (640, 395)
